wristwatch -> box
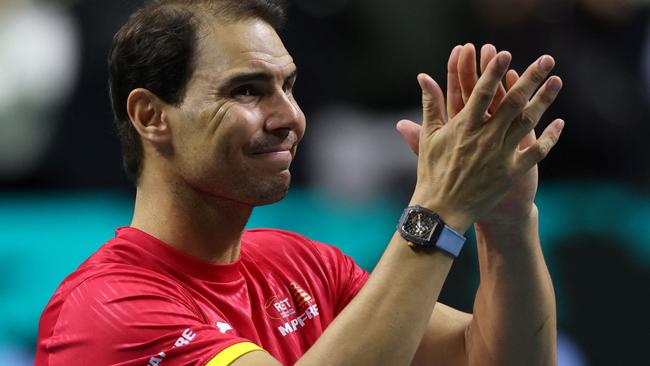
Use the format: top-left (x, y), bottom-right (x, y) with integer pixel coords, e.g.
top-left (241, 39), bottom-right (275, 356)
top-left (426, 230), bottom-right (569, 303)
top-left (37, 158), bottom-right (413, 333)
top-left (397, 205), bottom-right (466, 257)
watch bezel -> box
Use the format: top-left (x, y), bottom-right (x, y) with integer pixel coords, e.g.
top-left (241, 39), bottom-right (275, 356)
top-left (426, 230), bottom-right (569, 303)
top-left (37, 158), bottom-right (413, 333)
top-left (398, 206), bottom-right (445, 248)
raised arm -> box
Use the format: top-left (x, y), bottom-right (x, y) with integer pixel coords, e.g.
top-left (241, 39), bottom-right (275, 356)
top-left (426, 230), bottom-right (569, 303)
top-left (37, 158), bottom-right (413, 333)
top-left (467, 44), bottom-right (560, 366)
top-left (406, 43), bottom-right (563, 366)
top-left (233, 45), bottom-right (562, 366)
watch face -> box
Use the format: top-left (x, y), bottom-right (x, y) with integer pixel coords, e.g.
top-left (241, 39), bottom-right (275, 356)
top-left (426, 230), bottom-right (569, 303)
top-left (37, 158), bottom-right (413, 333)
top-left (403, 210), bottom-right (438, 240)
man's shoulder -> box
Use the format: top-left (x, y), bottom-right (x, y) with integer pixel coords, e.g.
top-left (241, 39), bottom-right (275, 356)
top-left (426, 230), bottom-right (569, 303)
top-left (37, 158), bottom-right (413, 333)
top-left (49, 261), bottom-right (188, 311)
top-left (39, 260), bottom-right (196, 343)
top-left (46, 232), bottom-right (190, 316)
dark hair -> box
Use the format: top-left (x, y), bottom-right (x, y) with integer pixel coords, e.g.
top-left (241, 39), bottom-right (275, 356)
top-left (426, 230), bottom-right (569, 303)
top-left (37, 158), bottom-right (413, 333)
top-left (108, 0), bottom-right (287, 182)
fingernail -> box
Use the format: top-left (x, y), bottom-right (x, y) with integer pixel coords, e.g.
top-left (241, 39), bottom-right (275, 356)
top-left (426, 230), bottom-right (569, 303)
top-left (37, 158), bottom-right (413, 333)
top-left (547, 77), bottom-right (562, 93)
top-left (539, 56), bottom-right (554, 73)
top-left (497, 52), bottom-right (510, 68)
top-left (417, 74), bottom-right (426, 89)
top-left (417, 73), bottom-right (436, 91)
top-left (556, 119), bottom-right (565, 132)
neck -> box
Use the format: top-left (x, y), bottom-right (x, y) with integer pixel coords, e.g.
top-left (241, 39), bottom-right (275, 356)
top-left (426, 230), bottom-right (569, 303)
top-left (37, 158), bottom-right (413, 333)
top-left (130, 172), bottom-right (253, 264)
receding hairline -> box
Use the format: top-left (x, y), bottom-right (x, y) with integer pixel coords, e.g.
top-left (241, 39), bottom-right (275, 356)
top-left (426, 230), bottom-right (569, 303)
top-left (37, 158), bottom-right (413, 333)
top-left (161, 2), bottom-right (288, 63)
top-left (144, 0), bottom-right (287, 31)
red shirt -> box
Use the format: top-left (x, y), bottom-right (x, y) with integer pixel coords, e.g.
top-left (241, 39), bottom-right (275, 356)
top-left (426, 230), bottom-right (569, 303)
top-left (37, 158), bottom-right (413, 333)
top-left (36, 227), bottom-right (368, 366)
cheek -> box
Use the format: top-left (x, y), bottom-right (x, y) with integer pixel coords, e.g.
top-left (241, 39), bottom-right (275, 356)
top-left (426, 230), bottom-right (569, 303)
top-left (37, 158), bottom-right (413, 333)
top-left (216, 105), bottom-right (263, 154)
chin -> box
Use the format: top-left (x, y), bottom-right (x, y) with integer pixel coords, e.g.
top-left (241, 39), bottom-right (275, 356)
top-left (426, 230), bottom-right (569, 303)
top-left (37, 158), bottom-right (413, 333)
top-left (254, 190), bottom-right (289, 206)
top-left (246, 172), bottom-right (291, 206)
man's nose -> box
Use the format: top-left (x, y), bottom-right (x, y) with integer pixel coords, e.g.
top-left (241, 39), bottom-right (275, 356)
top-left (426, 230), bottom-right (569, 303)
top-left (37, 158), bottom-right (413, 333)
top-left (263, 91), bottom-right (305, 133)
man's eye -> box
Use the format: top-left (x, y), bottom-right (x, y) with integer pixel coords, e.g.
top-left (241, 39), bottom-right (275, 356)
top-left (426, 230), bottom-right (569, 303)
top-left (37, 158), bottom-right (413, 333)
top-left (232, 85), bottom-right (258, 98)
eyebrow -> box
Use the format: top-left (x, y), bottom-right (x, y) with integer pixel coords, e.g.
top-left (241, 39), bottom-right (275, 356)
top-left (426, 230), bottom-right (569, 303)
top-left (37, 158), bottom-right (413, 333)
top-left (219, 68), bottom-right (298, 91)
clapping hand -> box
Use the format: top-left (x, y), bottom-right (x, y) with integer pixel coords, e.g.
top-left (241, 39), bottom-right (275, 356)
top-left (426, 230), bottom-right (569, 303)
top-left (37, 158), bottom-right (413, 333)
top-left (397, 44), bottom-right (564, 232)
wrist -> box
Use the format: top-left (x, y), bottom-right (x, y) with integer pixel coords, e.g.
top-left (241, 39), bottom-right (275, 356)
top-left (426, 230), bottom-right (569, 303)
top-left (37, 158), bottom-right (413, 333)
top-left (408, 194), bottom-right (473, 234)
top-left (474, 205), bottom-right (539, 251)
top-left (475, 204), bottom-right (538, 233)
top-left (397, 205), bottom-right (467, 257)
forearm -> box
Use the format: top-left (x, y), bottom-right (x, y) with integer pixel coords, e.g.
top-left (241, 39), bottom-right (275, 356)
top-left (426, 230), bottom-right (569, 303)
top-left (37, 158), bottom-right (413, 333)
top-left (297, 231), bottom-right (455, 366)
top-left (466, 205), bottom-right (557, 366)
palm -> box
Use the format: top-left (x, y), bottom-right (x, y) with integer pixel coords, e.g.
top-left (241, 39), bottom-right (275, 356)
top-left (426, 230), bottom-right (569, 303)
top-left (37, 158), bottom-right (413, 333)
top-left (479, 131), bottom-right (538, 224)
top-left (482, 155), bottom-right (537, 224)
top-left (455, 45), bottom-right (538, 223)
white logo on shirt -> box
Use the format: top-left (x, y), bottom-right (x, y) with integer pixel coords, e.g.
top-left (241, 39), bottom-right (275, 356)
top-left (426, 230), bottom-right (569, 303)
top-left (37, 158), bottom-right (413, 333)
top-left (216, 321), bottom-right (233, 334)
top-left (147, 328), bottom-right (196, 366)
top-left (174, 328), bottom-right (196, 347)
top-left (277, 304), bottom-right (320, 337)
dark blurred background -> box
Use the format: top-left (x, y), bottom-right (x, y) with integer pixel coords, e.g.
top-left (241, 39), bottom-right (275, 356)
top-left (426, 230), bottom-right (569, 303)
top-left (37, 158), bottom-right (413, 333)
top-left (1, 0), bottom-right (649, 365)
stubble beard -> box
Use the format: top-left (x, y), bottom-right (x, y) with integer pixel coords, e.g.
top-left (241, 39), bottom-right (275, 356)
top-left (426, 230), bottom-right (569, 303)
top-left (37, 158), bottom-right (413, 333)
top-left (242, 170), bottom-right (291, 206)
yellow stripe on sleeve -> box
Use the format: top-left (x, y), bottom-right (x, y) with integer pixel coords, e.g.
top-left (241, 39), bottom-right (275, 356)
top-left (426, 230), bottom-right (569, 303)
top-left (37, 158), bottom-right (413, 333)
top-left (205, 342), bottom-right (265, 366)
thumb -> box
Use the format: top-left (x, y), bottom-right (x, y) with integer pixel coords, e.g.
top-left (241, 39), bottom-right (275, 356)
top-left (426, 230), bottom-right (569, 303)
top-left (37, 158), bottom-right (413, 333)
top-left (417, 73), bottom-right (445, 134)
top-left (396, 119), bottom-right (422, 155)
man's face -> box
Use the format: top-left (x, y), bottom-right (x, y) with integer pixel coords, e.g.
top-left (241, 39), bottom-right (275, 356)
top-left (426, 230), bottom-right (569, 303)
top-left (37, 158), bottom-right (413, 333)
top-left (166, 18), bottom-right (306, 206)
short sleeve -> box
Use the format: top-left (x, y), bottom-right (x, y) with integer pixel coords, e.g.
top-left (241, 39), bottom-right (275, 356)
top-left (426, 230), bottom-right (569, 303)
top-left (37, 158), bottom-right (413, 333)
top-left (310, 240), bottom-right (369, 314)
top-left (38, 270), bottom-right (260, 366)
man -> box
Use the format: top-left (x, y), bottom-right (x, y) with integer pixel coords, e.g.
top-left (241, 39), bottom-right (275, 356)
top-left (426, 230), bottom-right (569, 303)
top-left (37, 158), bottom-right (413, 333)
top-left (36, 1), bottom-right (564, 365)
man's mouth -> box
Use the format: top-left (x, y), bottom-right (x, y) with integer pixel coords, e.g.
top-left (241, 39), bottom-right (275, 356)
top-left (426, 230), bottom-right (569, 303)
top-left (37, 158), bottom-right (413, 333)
top-left (248, 133), bottom-right (298, 156)
top-left (251, 143), bottom-right (294, 155)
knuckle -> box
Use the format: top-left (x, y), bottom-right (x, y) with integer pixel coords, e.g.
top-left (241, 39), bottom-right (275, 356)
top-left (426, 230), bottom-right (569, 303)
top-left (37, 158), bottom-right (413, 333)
top-left (539, 89), bottom-right (556, 105)
top-left (529, 67), bottom-right (547, 85)
top-left (519, 110), bottom-right (537, 128)
top-left (459, 69), bottom-right (477, 77)
top-left (422, 96), bottom-right (434, 110)
top-left (475, 87), bottom-right (494, 103)
top-left (503, 91), bottom-right (527, 110)
top-left (535, 142), bottom-right (550, 159)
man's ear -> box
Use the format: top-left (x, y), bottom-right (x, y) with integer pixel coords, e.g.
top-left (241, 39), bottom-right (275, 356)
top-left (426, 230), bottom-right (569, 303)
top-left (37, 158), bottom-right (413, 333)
top-left (126, 88), bottom-right (171, 144)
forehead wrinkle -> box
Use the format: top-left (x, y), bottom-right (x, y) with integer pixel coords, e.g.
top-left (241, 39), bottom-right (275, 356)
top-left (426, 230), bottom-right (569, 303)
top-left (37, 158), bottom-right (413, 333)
top-left (223, 59), bottom-right (297, 83)
top-left (240, 49), bottom-right (293, 60)
top-left (237, 53), bottom-right (294, 72)
top-left (190, 49), bottom-right (295, 93)
top-left (194, 45), bottom-right (294, 74)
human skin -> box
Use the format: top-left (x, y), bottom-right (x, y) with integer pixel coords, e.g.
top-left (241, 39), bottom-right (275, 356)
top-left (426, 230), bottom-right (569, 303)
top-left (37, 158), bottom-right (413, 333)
top-left (403, 44), bottom-right (560, 366)
top-left (126, 17), bottom-right (563, 366)
top-left (128, 19), bottom-right (305, 263)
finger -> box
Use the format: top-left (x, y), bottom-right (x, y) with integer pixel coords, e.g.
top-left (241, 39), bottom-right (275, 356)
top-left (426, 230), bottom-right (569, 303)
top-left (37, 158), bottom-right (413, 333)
top-left (505, 76), bottom-right (563, 148)
top-left (493, 55), bottom-right (556, 127)
top-left (447, 45), bottom-right (464, 118)
top-left (396, 119), bottom-right (422, 155)
top-left (480, 44), bottom-right (506, 114)
top-left (505, 69), bottom-right (519, 91)
top-left (458, 43), bottom-right (478, 104)
top-left (515, 119), bottom-right (564, 173)
top-left (504, 70), bottom-right (527, 148)
top-left (517, 130), bottom-right (536, 150)
top-left (417, 73), bottom-right (445, 134)
top-left (464, 51), bottom-right (512, 122)
top-left (479, 44), bottom-right (496, 74)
